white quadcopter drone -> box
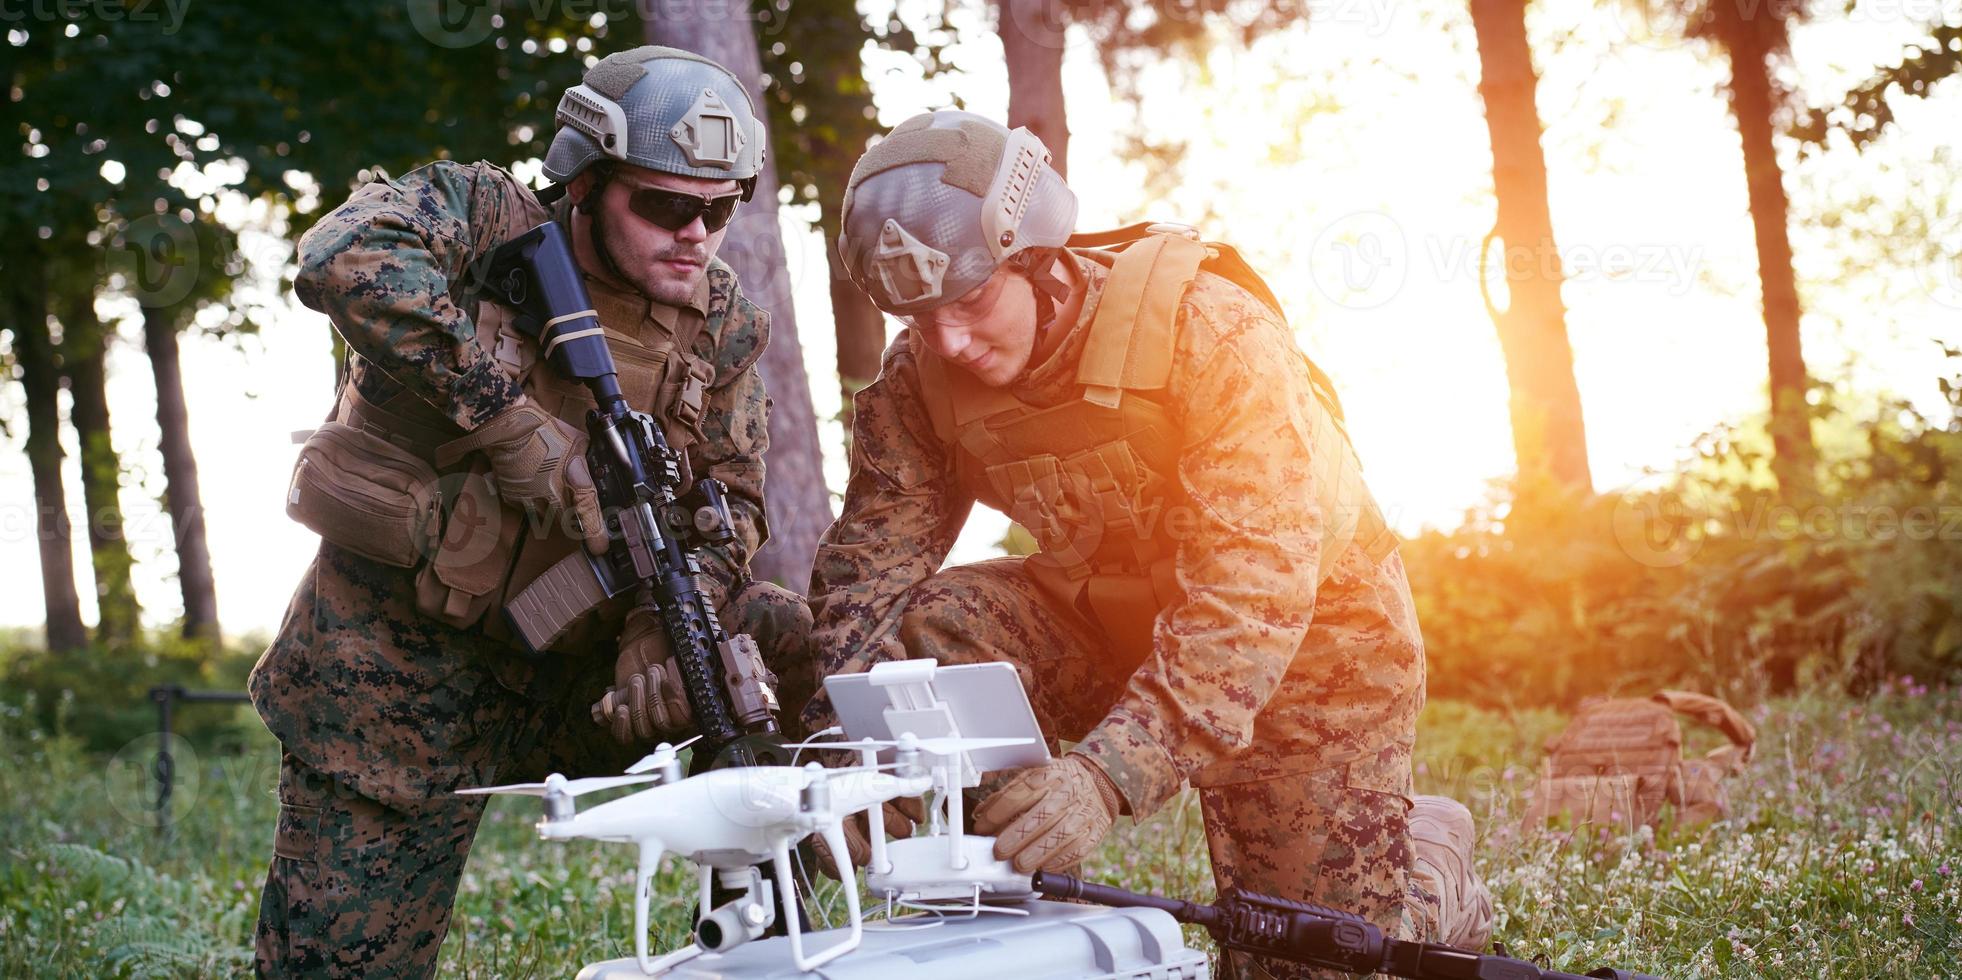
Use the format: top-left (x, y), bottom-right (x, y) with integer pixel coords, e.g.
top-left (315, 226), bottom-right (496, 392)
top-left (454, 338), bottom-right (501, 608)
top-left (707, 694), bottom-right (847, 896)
top-left (461, 659), bottom-right (1208, 978)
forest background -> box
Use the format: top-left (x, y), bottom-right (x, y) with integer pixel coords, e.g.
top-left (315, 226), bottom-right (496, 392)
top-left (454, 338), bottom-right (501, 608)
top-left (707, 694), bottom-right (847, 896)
top-left (0, 0), bottom-right (1959, 974)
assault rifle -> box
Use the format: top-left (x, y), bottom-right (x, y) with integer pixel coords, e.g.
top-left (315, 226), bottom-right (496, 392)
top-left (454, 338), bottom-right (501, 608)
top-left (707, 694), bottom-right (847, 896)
top-left (474, 221), bottom-right (789, 772)
top-left (1032, 871), bottom-right (1663, 980)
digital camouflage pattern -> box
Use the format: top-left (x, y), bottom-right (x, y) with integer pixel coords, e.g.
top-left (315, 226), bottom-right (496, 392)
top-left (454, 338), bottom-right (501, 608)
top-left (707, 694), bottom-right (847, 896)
top-left (802, 254), bottom-right (1439, 970)
top-left (296, 159), bottom-right (772, 553)
top-left (251, 159), bottom-right (807, 977)
top-left (252, 548), bottom-right (812, 977)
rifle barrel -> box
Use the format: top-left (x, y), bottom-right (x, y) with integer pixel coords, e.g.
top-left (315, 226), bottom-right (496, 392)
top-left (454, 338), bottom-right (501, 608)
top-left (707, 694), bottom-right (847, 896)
top-left (1030, 871), bottom-right (1222, 931)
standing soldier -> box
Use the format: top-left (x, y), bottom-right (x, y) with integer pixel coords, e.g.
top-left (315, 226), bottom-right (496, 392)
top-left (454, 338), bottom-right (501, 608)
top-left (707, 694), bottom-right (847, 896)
top-left (805, 110), bottom-right (1493, 976)
top-left (251, 47), bottom-right (811, 977)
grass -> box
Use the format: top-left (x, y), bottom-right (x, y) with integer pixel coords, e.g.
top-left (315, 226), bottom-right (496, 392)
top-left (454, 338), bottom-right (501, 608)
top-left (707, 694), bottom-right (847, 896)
top-left (1, 683), bottom-right (1956, 978)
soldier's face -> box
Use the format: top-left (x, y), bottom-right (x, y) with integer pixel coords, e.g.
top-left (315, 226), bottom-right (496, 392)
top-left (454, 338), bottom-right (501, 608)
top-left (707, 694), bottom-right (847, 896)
top-left (909, 267), bottom-right (1040, 387)
top-left (570, 167), bottom-right (738, 306)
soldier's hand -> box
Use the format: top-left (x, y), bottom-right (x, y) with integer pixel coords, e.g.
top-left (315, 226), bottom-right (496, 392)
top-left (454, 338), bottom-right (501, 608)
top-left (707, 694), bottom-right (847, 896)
top-left (593, 603), bottom-right (694, 743)
top-left (972, 754), bottom-right (1120, 873)
top-left (809, 796), bottom-right (926, 881)
top-left (468, 398), bottom-right (609, 555)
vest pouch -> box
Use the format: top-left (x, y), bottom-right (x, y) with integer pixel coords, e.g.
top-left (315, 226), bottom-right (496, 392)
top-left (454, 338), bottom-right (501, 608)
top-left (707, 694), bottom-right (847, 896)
top-left (286, 421), bottom-right (439, 568)
top-left (1079, 559), bottom-right (1179, 677)
top-left (414, 457), bottom-right (523, 629)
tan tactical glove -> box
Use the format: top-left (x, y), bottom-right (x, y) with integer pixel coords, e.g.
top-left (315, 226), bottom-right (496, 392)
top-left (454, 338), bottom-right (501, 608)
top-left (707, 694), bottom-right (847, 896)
top-left (972, 754), bottom-right (1120, 874)
top-left (811, 795), bottom-right (927, 881)
top-left (592, 602), bottom-right (693, 743)
top-left (450, 399), bottom-right (608, 555)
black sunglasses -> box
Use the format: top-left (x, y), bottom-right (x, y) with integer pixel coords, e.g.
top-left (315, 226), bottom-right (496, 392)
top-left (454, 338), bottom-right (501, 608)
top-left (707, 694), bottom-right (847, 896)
top-left (626, 186), bottom-right (742, 233)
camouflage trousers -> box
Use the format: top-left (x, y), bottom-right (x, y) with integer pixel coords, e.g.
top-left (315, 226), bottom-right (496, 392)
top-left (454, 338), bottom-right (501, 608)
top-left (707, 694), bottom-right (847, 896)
top-left (884, 557), bottom-right (1448, 979)
top-left (250, 544), bottom-right (813, 978)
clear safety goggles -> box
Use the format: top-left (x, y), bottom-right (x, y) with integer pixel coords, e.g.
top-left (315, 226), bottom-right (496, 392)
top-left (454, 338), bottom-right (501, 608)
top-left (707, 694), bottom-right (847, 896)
top-left (898, 268), bottom-right (1010, 332)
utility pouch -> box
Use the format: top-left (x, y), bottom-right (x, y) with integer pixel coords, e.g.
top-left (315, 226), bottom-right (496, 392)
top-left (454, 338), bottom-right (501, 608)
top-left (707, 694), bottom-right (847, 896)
top-left (414, 456), bottom-right (522, 629)
top-left (286, 421), bottom-right (440, 568)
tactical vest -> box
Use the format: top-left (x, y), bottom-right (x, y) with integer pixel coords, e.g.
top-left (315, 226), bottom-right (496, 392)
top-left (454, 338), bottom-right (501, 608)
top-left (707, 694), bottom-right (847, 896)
top-left (1521, 690), bottom-right (1758, 832)
top-left (315, 167), bottom-right (756, 650)
top-left (912, 226), bottom-right (1397, 662)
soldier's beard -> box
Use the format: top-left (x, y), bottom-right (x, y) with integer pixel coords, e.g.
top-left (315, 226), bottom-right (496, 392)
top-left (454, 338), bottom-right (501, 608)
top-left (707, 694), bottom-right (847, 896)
top-left (639, 245), bottom-right (711, 307)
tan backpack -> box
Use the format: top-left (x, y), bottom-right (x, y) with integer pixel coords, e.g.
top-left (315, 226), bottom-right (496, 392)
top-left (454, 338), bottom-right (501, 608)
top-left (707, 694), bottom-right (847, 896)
top-left (1522, 690), bottom-right (1757, 832)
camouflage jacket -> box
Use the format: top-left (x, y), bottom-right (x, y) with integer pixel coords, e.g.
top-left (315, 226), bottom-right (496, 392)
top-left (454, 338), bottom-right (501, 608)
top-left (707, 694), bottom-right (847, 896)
top-left (293, 159), bottom-right (772, 583)
top-left (806, 253), bottom-right (1425, 818)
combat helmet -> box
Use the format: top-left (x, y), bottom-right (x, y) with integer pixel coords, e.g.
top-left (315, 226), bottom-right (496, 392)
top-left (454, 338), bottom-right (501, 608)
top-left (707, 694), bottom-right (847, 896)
top-left (839, 111), bottom-right (1078, 318)
top-left (540, 45), bottom-right (765, 287)
top-left (543, 44), bottom-right (765, 196)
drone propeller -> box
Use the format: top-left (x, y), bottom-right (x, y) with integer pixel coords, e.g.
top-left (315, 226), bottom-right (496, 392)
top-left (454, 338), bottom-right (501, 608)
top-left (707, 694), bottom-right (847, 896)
top-left (456, 772), bottom-right (659, 798)
top-left (626, 734), bottom-right (704, 774)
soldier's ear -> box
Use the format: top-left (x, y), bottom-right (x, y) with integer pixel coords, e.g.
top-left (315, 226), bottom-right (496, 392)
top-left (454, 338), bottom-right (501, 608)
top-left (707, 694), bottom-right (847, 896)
top-left (567, 171), bottom-right (595, 205)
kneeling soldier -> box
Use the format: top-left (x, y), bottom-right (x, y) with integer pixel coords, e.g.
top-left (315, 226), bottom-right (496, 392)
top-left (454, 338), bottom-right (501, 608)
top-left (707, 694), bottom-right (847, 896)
top-left (803, 110), bottom-right (1493, 977)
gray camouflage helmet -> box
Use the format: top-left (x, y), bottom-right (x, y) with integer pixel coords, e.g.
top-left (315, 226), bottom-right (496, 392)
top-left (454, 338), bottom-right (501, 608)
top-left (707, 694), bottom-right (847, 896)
top-left (839, 111), bottom-right (1077, 316)
top-left (543, 45), bottom-right (765, 197)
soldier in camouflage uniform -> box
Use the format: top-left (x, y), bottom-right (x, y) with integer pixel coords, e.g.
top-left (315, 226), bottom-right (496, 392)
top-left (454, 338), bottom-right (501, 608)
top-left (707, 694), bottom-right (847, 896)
top-left (250, 47), bottom-right (813, 978)
top-left (804, 111), bottom-right (1493, 977)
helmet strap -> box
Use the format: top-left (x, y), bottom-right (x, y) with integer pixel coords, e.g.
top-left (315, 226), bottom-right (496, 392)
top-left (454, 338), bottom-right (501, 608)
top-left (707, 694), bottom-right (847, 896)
top-left (575, 165), bottom-right (639, 295)
top-left (1014, 248), bottom-right (1072, 332)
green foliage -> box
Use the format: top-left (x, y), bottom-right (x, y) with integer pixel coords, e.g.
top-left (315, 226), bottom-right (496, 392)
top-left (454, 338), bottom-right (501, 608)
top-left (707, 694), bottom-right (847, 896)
top-left (0, 629), bottom-right (263, 753)
top-left (1795, 25), bottom-right (1962, 152)
top-left (761, 0), bottom-right (943, 232)
top-left (4, 690), bottom-right (1955, 977)
top-left (1405, 354), bottom-right (1962, 708)
top-left (1473, 681), bottom-right (1962, 975)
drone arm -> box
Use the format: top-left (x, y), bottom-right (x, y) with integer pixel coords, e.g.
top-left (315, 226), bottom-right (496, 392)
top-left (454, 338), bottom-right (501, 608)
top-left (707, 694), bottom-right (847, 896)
top-left (775, 831), bottom-right (863, 971)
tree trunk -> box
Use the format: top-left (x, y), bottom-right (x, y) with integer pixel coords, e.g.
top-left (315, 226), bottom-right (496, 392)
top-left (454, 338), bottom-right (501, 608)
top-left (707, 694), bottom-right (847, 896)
top-left (641, 2), bottom-right (833, 590)
top-left (144, 306), bottom-right (219, 640)
top-left (1468, 0), bottom-right (1593, 497)
top-left (1723, 32), bottom-right (1815, 496)
top-left (823, 218), bottom-right (887, 431)
top-left (999, 0), bottom-right (1071, 176)
top-left (9, 266), bottom-right (88, 652)
top-left (62, 296), bottom-right (142, 648)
